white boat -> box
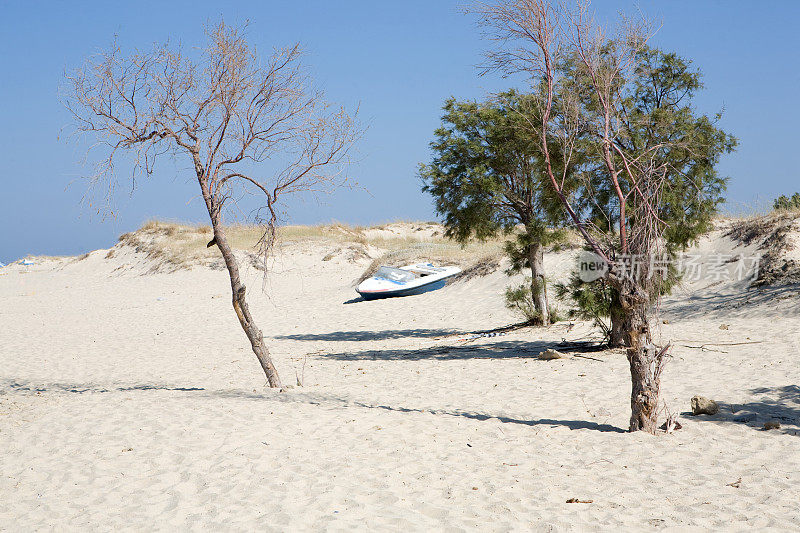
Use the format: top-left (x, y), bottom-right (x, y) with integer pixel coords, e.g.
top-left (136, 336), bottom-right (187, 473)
top-left (356, 263), bottom-right (462, 300)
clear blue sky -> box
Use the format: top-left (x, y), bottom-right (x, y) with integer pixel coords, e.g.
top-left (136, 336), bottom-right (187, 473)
top-left (1, 1), bottom-right (798, 262)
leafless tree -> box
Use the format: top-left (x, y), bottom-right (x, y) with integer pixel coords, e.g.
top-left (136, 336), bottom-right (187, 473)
top-left (63, 21), bottom-right (358, 388)
top-left (471, 0), bottom-right (676, 432)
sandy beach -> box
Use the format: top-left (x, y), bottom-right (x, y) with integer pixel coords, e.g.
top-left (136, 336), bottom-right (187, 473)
top-left (5, 0), bottom-right (800, 528)
top-left (1, 221), bottom-right (799, 530)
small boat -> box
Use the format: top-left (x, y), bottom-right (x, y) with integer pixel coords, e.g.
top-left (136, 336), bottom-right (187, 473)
top-left (356, 263), bottom-right (462, 300)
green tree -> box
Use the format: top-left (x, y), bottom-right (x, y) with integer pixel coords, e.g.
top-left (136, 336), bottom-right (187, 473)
top-left (419, 90), bottom-right (569, 325)
top-left (471, 0), bottom-right (737, 431)
top-left (557, 45), bottom-right (737, 346)
top-left (774, 193), bottom-right (800, 211)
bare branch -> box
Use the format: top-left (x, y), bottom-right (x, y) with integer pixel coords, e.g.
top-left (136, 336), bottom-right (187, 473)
top-left (62, 20), bottom-right (360, 389)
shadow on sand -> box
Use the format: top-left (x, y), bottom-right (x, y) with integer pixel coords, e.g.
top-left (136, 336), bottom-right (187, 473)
top-left (350, 401), bottom-right (626, 433)
top-left (274, 328), bottom-right (456, 342)
top-left (318, 339), bottom-right (610, 361)
top-left (274, 322), bottom-right (543, 343)
top-left (663, 283), bottom-right (799, 320)
top-left (1, 378), bottom-right (624, 433)
top-left (2, 380), bottom-right (205, 394)
top-left (321, 341), bottom-right (552, 361)
top-left (683, 385), bottom-right (800, 436)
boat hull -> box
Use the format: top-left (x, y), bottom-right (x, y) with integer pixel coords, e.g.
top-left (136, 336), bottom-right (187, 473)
top-left (357, 278), bottom-right (447, 300)
top-left (355, 263), bottom-right (461, 300)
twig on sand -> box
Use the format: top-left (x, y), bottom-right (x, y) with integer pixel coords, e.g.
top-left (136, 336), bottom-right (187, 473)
top-left (586, 459), bottom-right (614, 466)
top-left (456, 331), bottom-right (509, 343)
top-left (572, 353), bottom-right (604, 362)
top-left (678, 344), bottom-right (728, 353)
top-left (677, 340), bottom-right (763, 353)
top-left (450, 320), bottom-right (579, 341)
top-left (294, 352), bottom-right (311, 386)
top-left (700, 341), bottom-right (764, 347)
top-left (464, 322), bottom-right (533, 336)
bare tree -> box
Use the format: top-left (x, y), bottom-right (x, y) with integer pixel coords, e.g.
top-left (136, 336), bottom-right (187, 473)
top-left (471, 0), bottom-right (676, 432)
top-left (63, 22), bottom-right (358, 388)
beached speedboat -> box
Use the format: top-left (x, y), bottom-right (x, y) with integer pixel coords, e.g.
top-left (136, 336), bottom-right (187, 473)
top-left (356, 263), bottom-right (461, 300)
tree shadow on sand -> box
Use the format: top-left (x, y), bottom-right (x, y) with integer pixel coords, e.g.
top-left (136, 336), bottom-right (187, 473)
top-left (273, 328), bottom-right (457, 342)
top-left (350, 402), bottom-right (626, 433)
top-left (662, 283), bottom-right (800, 320)
top-left (319, 340), bottom-right (610, 361)
top-left (1, 379), bottom-right (205, 394)
top-left (683, 385), bottom-right (800, 436)
top-left (0, 378), bottom-right (624, 433)
top-left (274, 322), bottom-right (541, 343)
top-left (322, 340), bottom-right (552, 361)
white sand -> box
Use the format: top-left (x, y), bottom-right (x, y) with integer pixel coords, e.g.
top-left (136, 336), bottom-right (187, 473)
top-left (1, 226), bottom-right (799, 530)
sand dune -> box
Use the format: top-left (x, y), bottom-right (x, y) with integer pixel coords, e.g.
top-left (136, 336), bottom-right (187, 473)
top-left (1, 222), bottom-right (799, 530)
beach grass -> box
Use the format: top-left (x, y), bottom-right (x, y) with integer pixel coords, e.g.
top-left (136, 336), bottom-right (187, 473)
top-left (116, 219), bottom-right (509, 274)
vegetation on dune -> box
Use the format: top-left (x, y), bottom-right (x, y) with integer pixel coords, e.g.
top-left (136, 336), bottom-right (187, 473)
top-left (773, 193), bottom-right (800, 212)
top-left (115, 219), bottom-right (507, 282)
top-left (726, 211), bottom-right (800, 286)
top-left (504, 282), bottom-right (562, 325)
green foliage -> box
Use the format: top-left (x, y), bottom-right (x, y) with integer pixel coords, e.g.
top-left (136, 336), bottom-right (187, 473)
top-left (560, 45), bottom-right (736, 253)
top-left (554, 271), bottom-right (614, 337)
top-left (774, 193), bottom-right (800, 211)
top-left (629, 47), bottom-right (736, 251)
top-left (504, 280), bottom-right (561, 325)
top-left (420, 91), bottom-right (576, 322)
top-left (419, 90), bottom-right (569, 260)
top-left (555, 251), bottom-right (681, 339)
top-left (503, 223), bottom-right (566, 275)
top-left (557, 46), bottom-right (736, 326)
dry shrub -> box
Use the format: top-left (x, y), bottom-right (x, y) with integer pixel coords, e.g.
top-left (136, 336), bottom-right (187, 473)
top-left (726, 212), bottom-right (800, 286)
top-left (449, 255), bottom-right (501, 283)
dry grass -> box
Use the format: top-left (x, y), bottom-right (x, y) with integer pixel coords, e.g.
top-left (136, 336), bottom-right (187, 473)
top-left (725, 211), bottom-right (800, 286)
top-left (116, 221), bottom-right (210, 273)
top-left (114, 219), bottom-right (508, 277)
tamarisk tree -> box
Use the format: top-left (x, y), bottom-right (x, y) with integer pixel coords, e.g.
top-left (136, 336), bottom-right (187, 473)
top-left (64, 22), bottom-right (358, 388)
top-left (471, 0), bottom-right (723, 432)
top-left (558, 45), bottom-right (736, 346)
top-left (420, 91), bottom-right (569, 325)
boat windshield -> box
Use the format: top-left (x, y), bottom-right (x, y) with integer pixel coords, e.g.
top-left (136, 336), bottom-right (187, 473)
top-left (374, 266), bottom-right (416, 282)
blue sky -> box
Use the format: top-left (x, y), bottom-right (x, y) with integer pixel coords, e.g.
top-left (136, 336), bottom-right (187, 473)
top-left (1, 1), bottom-right (798, 262)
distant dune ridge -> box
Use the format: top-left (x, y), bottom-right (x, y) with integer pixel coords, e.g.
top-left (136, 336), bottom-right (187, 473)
top-left (74, 220), bottom-right (515, 281)
top-left (1, 216), bottom-right (799, 529)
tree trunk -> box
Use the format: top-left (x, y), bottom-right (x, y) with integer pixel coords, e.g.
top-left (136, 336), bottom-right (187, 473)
top-left (211, 223), bottom-right (283, 388)
top-left (608, 289), bottom-right (627, 347)
top-left (196, 171), bottom-right (282, 389)
top-left (528, 242), bottom-right (550, 326)
top-left (617, 288), bottom-right (665, 433)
